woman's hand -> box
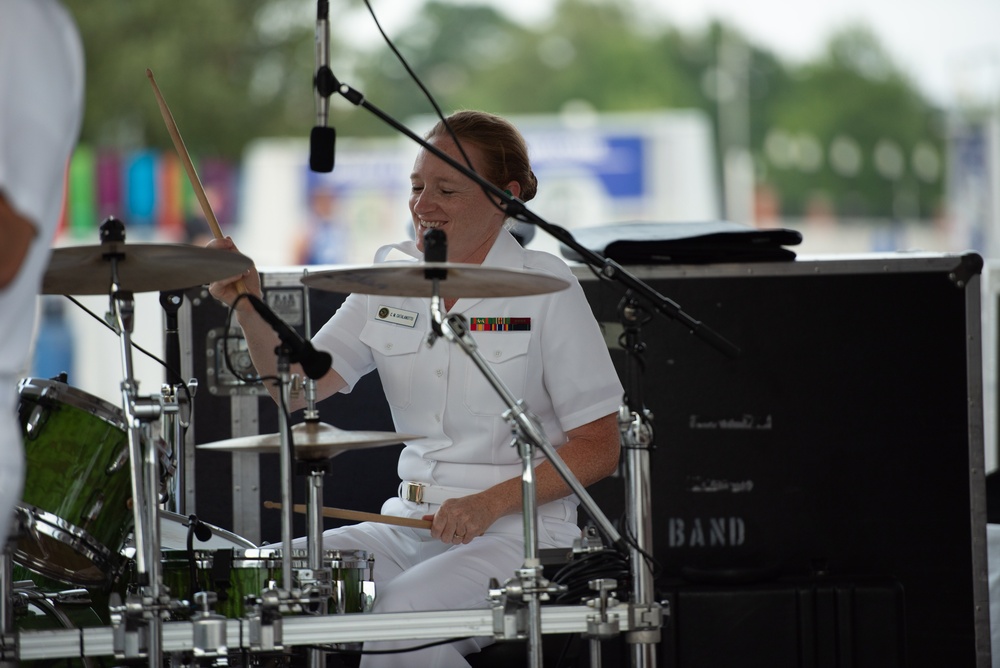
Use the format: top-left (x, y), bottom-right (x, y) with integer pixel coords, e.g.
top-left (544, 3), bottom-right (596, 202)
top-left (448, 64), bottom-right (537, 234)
top-left (206, 236), bottom-right (261, 307)
top-left (423, 493), bottom-right (499, 545)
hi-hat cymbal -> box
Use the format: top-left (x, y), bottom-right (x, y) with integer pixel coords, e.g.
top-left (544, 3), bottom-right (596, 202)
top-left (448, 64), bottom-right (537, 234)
top-left (197, 421), bottom-right (421, 461)
top-left (301, 262), bottom-right (570, 299)
top-left (42, 242), bottom-right (253, 295)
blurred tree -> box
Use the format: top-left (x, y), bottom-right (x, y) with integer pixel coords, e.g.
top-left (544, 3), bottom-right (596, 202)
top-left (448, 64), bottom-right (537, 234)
top-left (61, 0), bottom-right (945, 222)
top-left (757, 25), bottom-right (945, 218)
top-left (63, 0), bottom-right (315, 158)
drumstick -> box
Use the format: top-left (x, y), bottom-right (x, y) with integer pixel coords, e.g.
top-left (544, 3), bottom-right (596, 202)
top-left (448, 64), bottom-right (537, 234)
top-left (263, 501), bottom-right (432, 530)
top-left (145, 67), bottom-right (247, 294)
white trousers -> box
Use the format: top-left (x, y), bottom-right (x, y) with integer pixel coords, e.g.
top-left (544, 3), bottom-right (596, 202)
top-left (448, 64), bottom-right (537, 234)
top-left (296, 496), bottom-right (580, 668)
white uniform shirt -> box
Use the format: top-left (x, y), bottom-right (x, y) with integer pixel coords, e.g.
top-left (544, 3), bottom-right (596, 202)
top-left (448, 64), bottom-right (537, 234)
top-left (0, 0), bottom-right (85, 383)
top-left (0, 0), bottom-right (84, 543)
top-left (313, 230), bottom-right (623, 498)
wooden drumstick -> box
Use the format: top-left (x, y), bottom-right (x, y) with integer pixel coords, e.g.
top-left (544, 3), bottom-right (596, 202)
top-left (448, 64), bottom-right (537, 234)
top-left (145, 67), bottom-right (247, 294)
top-left (263, 500), bottom-right (432, 530)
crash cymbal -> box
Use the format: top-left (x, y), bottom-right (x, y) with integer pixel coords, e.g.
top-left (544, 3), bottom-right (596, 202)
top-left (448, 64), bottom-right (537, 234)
top-left (197, 421), bottom-right (421, 461)
top-left (42, 242), bottom-right (253, 295)
top-left (301, 262), bottom-right (570, 299)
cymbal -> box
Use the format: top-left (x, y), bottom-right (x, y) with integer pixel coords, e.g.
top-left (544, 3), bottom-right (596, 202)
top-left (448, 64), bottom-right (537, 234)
top-left (197, 421), bottom-right (421, 461)
top-left (42, 242), bottom-right (253, 295)
top-left (301, 262), bottom-right (570, 299)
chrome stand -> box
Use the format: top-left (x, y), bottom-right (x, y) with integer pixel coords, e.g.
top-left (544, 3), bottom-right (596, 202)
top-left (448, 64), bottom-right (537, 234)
top-left (618, 296), bottom-right (661, 667)
top-left (426, 267), bottom-right (628, 668)
top-left (102, 220), bottom-right (167, 668)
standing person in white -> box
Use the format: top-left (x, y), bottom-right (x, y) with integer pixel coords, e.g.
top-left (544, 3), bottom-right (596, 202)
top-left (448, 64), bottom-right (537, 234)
top-left (0, 0), bottom-right (85, 551)
top-left (209, 110), bottom-right (623, 666)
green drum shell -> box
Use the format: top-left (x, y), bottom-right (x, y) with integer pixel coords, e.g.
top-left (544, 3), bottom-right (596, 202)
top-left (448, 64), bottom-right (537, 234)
top-left (16, 378), bottom-right (135, 587)
top-left (161, 548), bottom-right (371, 619)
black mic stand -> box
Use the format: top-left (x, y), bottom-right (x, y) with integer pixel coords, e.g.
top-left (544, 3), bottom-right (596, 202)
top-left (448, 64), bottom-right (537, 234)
top-left (310, 0), bottom-right (336, 173)
top-left (325, 75), bottom-right (741, 668)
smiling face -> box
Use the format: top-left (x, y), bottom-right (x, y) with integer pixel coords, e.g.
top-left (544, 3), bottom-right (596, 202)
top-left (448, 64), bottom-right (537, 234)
top-left (408, 136), bottom-right (514, 265)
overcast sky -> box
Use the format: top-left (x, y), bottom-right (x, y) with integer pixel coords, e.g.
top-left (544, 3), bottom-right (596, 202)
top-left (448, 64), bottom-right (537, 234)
top-left (351, 0), bottom-right (1000, 107)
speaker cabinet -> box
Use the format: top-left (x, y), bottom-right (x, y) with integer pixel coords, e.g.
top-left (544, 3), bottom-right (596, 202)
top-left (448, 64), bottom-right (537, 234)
top-left (576, 253), bottom-right (988, 667)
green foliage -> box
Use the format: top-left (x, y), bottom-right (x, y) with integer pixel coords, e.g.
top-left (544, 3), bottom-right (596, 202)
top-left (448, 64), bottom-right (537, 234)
top-left (63, 0), bottom-right (315, 158)
top-left (61, 0), bottom-right (945, 219)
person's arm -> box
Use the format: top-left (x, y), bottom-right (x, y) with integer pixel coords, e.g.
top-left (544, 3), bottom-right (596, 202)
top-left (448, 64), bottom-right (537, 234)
top-left (0, 194), bottom-right (38, 289)
top-left (206, 236), bottom-right (347, 410)
top-left (424, 412), bottom-right (621, 543)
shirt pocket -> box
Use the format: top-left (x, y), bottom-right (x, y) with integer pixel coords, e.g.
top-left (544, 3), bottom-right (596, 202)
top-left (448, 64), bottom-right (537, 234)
top-left (463, 331), bottom-right (532, 416)
top-left (359, 321), bottom-right (425, 409)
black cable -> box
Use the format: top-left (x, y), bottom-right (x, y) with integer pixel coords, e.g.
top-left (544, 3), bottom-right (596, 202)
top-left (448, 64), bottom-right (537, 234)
top-left (362, 0), bottom-right (512, 218)
top-left (301, 635), bottom-right (474, 655)
top-left (64, 294), bottom-right (195, 410)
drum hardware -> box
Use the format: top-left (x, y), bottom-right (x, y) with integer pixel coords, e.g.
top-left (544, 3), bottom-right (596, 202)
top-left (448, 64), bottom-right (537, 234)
top-left (247, 587), bottom-right (283, 653)
top-left (28, 217), bottom-right (254, 668)
top-left (190, 591), bottom-right (228, 660)
top-left (17, 600), bottom-right (637, 661)
top-left (583, 579), bottom-right (621, 668)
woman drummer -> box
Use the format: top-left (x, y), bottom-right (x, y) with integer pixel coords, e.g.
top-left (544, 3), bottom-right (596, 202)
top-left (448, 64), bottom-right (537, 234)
top-left (208, 110), bottom-right (622, 667)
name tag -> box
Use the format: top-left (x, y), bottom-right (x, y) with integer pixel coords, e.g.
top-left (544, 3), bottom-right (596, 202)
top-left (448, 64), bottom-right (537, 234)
top-left (376, 305), bottom-right (419, 328)
top-left (468, 317), bottom-right (531, 331)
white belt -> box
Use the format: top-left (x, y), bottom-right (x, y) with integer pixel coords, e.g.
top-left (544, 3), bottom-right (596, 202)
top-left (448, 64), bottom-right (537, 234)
top-left (398, 481), bottom-right (479, 505)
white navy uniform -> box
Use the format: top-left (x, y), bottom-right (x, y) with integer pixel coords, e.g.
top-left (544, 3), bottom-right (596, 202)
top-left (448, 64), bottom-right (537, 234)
top-left (0, 0), bottom-right (84, 547)
top-left (308, 229), bottom-right (623, 666)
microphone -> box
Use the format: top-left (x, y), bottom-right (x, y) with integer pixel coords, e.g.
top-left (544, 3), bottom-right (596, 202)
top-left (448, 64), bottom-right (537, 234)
top-left (186, 515), bottom-right (214, 543)
top-left (423, 228), bottom-right (447, 280)
top-left (310, 0), bottom-right (336, 172)
top-left (245, 293), bottom-right (332, 380)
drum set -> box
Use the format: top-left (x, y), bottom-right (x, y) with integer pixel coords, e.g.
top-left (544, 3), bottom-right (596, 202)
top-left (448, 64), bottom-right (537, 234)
top-left (1, 221), bottom-right (655, 667)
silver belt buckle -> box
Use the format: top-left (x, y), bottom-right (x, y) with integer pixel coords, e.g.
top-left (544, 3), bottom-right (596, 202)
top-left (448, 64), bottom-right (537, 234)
top-left (402, 482), bottom-right (425, 504)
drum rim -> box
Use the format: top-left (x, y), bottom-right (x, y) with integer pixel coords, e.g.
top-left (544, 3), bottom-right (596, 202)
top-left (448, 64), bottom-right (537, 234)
top-left (13, 504), bottom-right (118, 586)
top-left (18, 377), bottom-right (127, 432)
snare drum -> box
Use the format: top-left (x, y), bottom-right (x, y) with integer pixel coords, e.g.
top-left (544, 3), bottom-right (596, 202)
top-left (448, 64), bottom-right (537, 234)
top-left (15, 377), bottom-right (173, 587)
top-left (161, 548), bottom-right (373, 618)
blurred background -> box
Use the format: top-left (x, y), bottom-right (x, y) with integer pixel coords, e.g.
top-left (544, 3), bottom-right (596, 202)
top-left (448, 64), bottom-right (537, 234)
top-left (33, 0), bottom-right (1000, 438)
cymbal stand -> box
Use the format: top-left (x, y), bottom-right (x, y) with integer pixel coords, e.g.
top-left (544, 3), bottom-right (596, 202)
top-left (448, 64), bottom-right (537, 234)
top-left (101, 219), bottom-right (166, 668)
top-left (618, 295), bottom-right (660, 667)
top-left (274, 348), bottom-right (296, 599)
top-left (428, 288), bottom-right (626, 668)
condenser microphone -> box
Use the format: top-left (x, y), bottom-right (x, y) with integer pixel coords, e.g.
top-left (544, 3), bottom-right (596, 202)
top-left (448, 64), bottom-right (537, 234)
top-left (310, 0), bottom-right (336, 172)
top-left (187, 515), bottom-right (214, 543)
top-left (245, 294), bottom-right (332, 380)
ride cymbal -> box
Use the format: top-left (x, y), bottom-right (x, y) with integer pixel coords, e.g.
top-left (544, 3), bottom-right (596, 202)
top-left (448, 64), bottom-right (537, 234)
top-left (42, 242), bottom-right (252, 295)
top-left (301, 262), bottom-right (570, 299)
